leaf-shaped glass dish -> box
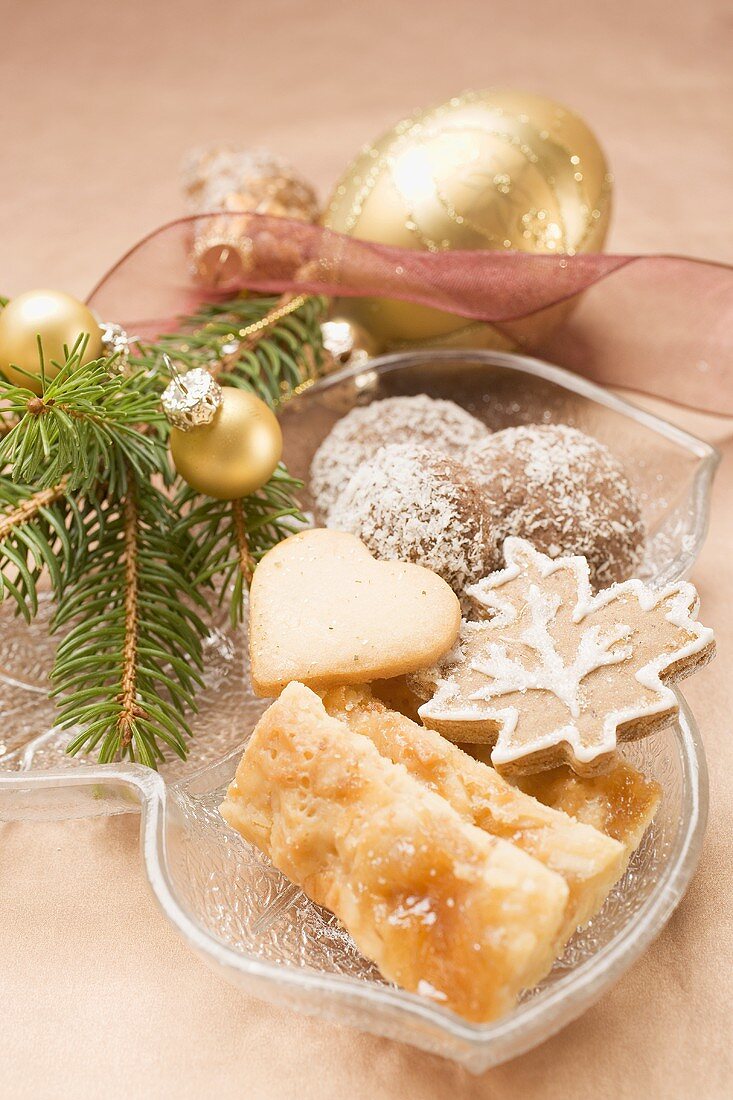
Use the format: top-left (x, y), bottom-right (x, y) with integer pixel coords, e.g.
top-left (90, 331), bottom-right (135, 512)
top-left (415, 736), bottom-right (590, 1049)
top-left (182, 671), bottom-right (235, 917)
top-left (0, 350), bottom-right (717, 1070)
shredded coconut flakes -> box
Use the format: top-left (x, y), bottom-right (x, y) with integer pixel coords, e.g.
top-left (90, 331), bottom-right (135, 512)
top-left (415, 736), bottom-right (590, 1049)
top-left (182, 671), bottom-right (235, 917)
top-left (309, 394), bottom-right (490, 522)
top-left (470, 424), bottom-right (645, 587)
top-left (328, 444), bottom-right (500, 599)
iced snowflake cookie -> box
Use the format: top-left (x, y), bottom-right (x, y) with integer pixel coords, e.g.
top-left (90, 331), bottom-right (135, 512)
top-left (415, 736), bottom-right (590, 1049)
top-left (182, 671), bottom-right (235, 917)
top-left (471, 424), bottom-right (645, 586)
top-left (418, 538), bottom-right (715, 777)
top-left (249, 529), bottom-right (460, 696)
top-left (328, 444), bottom-right (501, 598)
top-left (309, 394), bottom-right (490, 522)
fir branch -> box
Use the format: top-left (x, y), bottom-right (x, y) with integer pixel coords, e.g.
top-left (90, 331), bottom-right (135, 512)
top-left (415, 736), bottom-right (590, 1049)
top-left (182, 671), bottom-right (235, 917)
top-left (209, 292), bottom-right (310, 378)
top-left (175, 465), bottom-right (305, 625)
top-left (0, 287), bottom-right (330, 767)
top-left (231, 498), bottom-right (255, 590)
top-left (52, 474), bottom-right (209, 767)
top-left (0, 478), bottom-right (68, 540)
top-left (117, 475), bottom-right (142, 754)
top-left (0, 475), bottom-right (78, 622)
top-left (0, 342), bottom-right (164, 492)
top-left (134, 293), bottom-right (328, 408)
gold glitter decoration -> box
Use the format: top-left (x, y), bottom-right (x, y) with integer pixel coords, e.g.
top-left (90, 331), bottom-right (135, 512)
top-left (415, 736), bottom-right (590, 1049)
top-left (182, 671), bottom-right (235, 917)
top-left (182, 146), bottom-right (320, 289)
top-left (207, 293), bottom-right (313, 382)
top-left (100, 321), bottom-right (136, 375)
top-left (324, 89), bottom-right (612, 349)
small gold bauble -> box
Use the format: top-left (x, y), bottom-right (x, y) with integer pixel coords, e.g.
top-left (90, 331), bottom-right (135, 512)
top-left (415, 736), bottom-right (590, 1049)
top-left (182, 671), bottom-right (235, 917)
top-left (324, 89), bottom-right (612, 349)
top-left (0, 289), bottom-right (103, 394)
top-left (321, 317), bottom-right (382, 368)
top-left (170, 387), bottom-right (283, 500)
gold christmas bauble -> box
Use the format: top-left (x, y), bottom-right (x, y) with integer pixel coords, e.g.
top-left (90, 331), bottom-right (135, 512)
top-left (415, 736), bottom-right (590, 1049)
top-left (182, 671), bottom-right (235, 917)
top-left (0, 289), bottom-right (103, 394)
top-left (321, 317), bottom-right (383, 368)
top-left (170, 387), bottom-right (283, 500)
top-left (324, 89), bottom-right (612, 349)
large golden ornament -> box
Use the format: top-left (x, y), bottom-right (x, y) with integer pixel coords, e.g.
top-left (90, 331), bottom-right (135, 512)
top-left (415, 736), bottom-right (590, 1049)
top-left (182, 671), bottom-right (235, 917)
top-left (170, 387), bottom-right (283, 500)
top-left (324, 89), bottom-right (612, 350)
top-left (0, 289), bottom-right (103, 394)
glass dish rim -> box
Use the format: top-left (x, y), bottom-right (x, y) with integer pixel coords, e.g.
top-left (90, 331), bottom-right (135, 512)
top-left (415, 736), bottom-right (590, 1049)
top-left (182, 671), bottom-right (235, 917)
top-left (0, 692), bottom-right (707, 1070)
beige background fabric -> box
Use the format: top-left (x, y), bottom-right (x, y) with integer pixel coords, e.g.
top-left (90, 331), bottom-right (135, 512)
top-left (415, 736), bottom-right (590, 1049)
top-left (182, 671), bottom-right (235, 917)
top-left (1, 0), bottom-right (732, 1096)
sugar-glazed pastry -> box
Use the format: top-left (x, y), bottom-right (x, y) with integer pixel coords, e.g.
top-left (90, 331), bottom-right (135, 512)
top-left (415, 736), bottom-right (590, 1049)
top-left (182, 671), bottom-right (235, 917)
top-left (511, 759), bottom-right (661, 863)
top-left (370, 681), bottom-right (662, 865)
top-left (321, 685), bottom-right (626, 939)
top-left (220, 682), bottom-right (568, 1022)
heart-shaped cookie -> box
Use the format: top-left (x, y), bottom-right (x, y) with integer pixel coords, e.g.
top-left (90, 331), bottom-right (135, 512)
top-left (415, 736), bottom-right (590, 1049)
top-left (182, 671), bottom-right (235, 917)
top-left (249, 529), bottom-right (461, 697)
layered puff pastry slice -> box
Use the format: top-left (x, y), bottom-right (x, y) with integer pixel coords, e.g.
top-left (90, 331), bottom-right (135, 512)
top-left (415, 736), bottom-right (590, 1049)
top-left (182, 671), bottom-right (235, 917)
top-left (321, 685), bottom-right (627, 939)
top-left (220, 682), bottom-right (568, 1023)
top-left (510, 759), bottom-right (661, 862)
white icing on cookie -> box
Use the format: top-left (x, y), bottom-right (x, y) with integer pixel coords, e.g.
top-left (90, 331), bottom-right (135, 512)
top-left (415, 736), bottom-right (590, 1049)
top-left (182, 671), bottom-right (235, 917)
top-left (419, 538), bottom-right (715, 773)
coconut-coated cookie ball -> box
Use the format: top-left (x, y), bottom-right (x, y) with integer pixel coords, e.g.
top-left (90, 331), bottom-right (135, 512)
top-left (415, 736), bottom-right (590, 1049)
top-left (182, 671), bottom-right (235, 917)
top-left (328, 443), bottom-right (500, 597)
top-left (309, 394), bottom-right (490, 522)
top-left (471, 424), bottom-right (645, 587)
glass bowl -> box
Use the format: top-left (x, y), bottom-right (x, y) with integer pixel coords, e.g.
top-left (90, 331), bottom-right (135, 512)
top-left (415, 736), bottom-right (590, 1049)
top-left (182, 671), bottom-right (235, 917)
top-left (0, 349), bottom-right (717, 1070)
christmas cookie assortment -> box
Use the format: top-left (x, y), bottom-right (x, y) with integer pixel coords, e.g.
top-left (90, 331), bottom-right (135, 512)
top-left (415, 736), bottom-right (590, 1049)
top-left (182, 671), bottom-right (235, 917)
top-left (221, 394), bottom-right (714, 1024)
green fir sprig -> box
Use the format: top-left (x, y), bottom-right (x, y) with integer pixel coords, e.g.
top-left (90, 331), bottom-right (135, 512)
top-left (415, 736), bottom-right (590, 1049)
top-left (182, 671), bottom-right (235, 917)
top-left (0, 341), bottom-right (164, 493)
top-left (175, 463), bottom-right (307, 626)
top-left (52, 474), bottom-right (207, 767)
top-left (0, 476), bottom-right (82, 622)
top-left (0, 291), bottom-right (329, 766)
top-left (136, 292), bottom-right (328, 402)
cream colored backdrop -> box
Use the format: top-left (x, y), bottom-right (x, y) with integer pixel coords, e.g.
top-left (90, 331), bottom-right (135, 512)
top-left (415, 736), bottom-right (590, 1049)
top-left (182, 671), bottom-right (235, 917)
top-left (1, 0), bottom-right (732, 1097)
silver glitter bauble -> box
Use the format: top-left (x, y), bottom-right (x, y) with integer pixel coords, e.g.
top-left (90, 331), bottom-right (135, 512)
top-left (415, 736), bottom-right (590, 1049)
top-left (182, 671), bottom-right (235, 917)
top-left (161, 367), bottom-right (223, 431)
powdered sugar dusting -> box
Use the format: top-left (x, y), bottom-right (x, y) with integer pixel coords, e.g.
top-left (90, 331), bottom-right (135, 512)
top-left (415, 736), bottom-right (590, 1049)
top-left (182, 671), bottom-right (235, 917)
top-left (470, 425), bottom-right (645, 587)
top-left (328, 444), bottom-right (500, 599)
top-left (309, 395), bottom-right (490, 522)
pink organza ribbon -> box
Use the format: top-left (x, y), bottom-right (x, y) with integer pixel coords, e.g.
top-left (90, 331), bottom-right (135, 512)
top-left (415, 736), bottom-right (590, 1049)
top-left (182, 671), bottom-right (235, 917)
top-left (87, 213), bottom-right (733, 415)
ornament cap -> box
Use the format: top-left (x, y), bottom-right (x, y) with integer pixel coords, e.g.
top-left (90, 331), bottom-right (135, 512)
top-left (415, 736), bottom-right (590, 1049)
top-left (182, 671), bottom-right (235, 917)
top-left (100, 321), bottom-right (135, 374)
top-left (161, 364), bottom-right (223, 430)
